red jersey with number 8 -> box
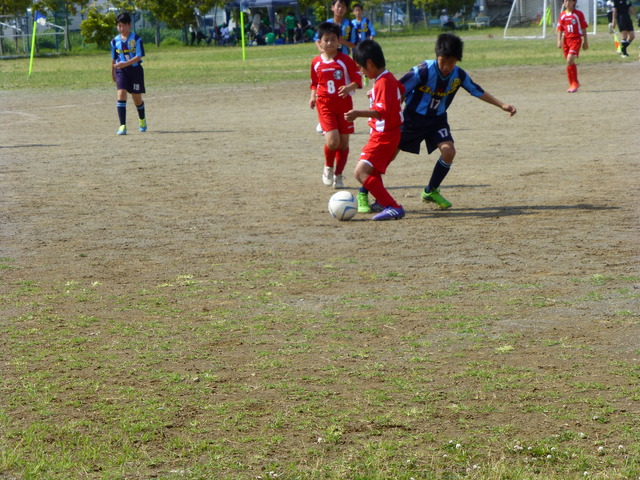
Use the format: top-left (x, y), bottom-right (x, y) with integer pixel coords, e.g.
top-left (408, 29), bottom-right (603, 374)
top-left (310, 52), bottom-right (362, 111)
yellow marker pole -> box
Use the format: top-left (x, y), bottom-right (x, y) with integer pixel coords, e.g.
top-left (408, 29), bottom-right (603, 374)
top-left (28, 18), bottom-right (37, 76)
top-left (240, 7), bottom-right (246, 61)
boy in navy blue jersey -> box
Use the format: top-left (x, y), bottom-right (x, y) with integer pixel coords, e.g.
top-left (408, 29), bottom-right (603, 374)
top-left (111, 12), bottom-right (147, 135)
top-left (314, 0), bottom-right (356, 55)
top-left (398, 33), bottom-right (516, 209)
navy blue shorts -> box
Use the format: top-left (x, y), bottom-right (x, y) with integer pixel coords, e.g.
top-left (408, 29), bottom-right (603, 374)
top-left (399, 114), bottom-right (453, 155)
top-left (115, 65), bottom-right (146, 94)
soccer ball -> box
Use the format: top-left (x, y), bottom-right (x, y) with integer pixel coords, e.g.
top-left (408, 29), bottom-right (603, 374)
top-left (328, 191), bottom-right (357, 221)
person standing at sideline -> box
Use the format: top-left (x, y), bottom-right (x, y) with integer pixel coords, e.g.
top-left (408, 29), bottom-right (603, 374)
top-left (557, 0), bottom-right (589, 93)
top-left (111, 12), bottom-right (147, 135)
top-left (612, 0), bottom-right (636, 57)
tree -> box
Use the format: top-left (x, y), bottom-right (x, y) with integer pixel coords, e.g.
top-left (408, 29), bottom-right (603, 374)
top-left (32, 0), bottom-right (91, 50)
top-left (80, 7), bottom-right (116, 48)
top-left (137, 0), bottom-right (219, 44)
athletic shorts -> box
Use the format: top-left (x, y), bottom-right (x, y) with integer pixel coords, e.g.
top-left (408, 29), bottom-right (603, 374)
top-left (359, 130), bottom-right (401, 174)
top-left (398, 114), bottom-right (453, 155)
top-left (616, 13), bottom-right (634, 31)
top-left (115, 65), bottom-right (146, 94)
top-left (316, 98), bottom-right (354, 135)
top-left (563, 37), bottom-right (583, 57)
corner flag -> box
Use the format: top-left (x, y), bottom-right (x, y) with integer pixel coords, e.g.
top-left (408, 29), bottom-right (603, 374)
top-left (29, 11), bottom-right (47, 76)
top-left (613, 32), bottom-right (622, 53)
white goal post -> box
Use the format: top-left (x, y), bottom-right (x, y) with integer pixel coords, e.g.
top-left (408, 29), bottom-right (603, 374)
top-left (503, 0), bottom-right (598, 39)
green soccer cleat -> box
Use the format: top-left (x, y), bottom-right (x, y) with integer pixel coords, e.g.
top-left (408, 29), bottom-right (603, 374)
top-left (421, 188), bottom-right (452, 209)
top-left (117, 125), bottom-right (127, 135)
top-left (139, 118), bottom-right (147, 132)
top-left (357, 192), bottom-right (371, 213)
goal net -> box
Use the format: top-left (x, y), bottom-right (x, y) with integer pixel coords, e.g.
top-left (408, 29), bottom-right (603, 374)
top-left (503, 0), bottom-right (598, 39)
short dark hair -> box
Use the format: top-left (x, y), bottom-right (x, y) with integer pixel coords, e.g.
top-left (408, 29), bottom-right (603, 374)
top-left (332, 0), bottom-right (350, 8)
top-left (353, 39), bottom-right (385, 69)
top-left (353, 3), bottom-right (363, 9)
top-left (316, 21), bottom-right (342, 40)
top-left (116, 12), bottom-right (132, 25)
top-left (435, 33), bottom-right (463, 61)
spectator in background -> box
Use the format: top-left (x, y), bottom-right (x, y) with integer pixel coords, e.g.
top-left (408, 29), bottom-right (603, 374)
top-left (439, 9), bottom-right (456, 30)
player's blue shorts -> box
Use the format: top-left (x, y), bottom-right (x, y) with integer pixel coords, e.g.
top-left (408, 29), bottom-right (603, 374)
top-left (115, 65), bottom-right (146, 94)
top-left (399, 113), bottom-right (453, 155)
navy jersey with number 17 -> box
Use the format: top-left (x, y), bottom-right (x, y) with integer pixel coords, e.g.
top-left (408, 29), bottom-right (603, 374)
top-left (400, 60), bottom-right (484, 127)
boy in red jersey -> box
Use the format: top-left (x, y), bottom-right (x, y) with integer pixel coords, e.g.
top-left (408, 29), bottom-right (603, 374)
top-left (345, 40), bottom-right (405, 220)
top-left (310, 22), bottom-right (362, 189)
top-left (557, 0), bottom-right (589, 93)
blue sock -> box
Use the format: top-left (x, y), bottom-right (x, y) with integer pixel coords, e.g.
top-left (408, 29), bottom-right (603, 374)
top-left (117, 101), bottom-right (126, 126)
top-left (426, 157), bottom-right (451, 193)
top-left (359, 187), bottom-right (369, 194)
top-left (136, 101), bottom-right (145, 120)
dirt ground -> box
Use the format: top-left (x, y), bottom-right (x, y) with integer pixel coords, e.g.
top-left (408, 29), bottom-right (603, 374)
top-left (1, 61), bottom-right (640, 476)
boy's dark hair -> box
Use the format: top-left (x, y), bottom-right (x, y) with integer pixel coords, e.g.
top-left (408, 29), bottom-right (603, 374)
top-left (332, 0), bottom-right (350, 8)
top-left (353, 3), bottom-right (363, 9)
top-left (316, 21), bottom-right (342, 41)
top-left (353, 39), bottom-right (385, 69)
top-left (116, 12), bottom-right (132, 25)
top-left (435, 33), bottom-right (463, 61)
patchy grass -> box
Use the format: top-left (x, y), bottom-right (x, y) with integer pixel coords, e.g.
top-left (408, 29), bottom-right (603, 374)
top-left (2, 258), bottom-right (639, 479)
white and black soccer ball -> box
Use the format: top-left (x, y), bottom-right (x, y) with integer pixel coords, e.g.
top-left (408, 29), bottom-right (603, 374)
top-left (328, 191), bottom-right (357, 221)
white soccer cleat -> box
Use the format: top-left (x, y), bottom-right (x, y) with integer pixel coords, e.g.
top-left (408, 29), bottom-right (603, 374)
top-left (322, 166), bottom-right (334, 186)
top-left (333, 174), bottom-right (345, 189)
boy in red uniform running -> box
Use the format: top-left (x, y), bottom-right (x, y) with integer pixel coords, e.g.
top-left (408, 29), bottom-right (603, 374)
top-left (345, 39), bottom-right (406, 220)
top-left (310, 22), bottom-right (362, 189)
top-left (557, 0), bottom-right (589, 93)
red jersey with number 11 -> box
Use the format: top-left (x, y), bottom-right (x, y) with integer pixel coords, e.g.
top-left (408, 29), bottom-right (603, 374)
top-left (557, 9), bottom-right (588, 39)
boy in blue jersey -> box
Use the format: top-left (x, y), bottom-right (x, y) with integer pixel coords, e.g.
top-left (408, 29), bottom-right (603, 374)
top-left (314, 0), bottom-right (356, 55)
top-left (351, 4), bottom-right (376, 44)
top-left (111, 12), bottom-right (147, 135)
top-left (398, 33), bottom-right (516, 209)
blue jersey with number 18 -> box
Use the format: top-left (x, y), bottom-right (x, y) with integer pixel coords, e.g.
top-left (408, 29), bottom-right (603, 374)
top-left (400, 59), bottom-right (484, 126)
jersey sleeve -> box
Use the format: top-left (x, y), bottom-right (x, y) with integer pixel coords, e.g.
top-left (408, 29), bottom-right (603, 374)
top-left (578, 10), bottom-right (589, 29)
top-left (310, 58), bottom-right (319, 90)
top-left (135, 34), bottom-right (145, 59)
top-left (368, 18), bottom-right (376, 36)
top-left (399, 64), bottom-right (422, 94)
top-left (459, 68), bottom-right (485, 98)
top-left (344, 55), bottom-right (363, 88)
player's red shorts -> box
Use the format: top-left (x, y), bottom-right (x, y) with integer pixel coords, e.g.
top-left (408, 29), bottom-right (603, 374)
top-left (359, 130), bottom-right (401, 175)
top-left (563, 37), bottom-right (582, 58)
top-left (316, 97), bottom-right (354, 135)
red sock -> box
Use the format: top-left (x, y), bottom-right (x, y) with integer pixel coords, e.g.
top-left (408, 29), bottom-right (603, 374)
top-left (324, 145), bottom-right (336, 168)
top-left (571, 64), bottom-right (579, 85)
top-left (335, 149), bottom-right (348, 175)
top-left (566, 65), bottom-right (573, 85)
top-left (363, 171), bottom-right (400, 209)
